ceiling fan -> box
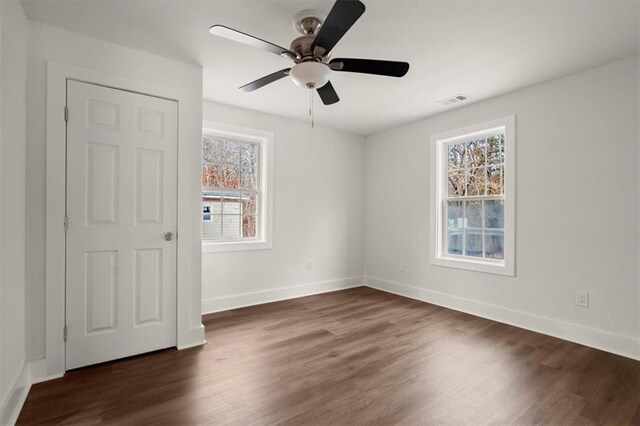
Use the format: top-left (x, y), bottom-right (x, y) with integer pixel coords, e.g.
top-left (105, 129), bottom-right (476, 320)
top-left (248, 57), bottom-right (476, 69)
top-left (209, 0), bottom-right (410, 106)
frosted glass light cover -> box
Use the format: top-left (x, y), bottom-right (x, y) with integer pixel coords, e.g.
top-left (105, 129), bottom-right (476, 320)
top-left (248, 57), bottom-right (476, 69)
top-left (290, 62), bottom-right (331, 89)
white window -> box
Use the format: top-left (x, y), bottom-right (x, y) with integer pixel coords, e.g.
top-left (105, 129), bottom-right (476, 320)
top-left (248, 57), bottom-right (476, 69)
top-left (202, 121), bottom-right (273, 253)
top-left (430, 116), bottom-right (515, 276)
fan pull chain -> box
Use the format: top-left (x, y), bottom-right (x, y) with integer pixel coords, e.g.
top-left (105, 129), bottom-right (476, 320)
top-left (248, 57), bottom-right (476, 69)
top-left (309, 89), bottom-right (314, 128)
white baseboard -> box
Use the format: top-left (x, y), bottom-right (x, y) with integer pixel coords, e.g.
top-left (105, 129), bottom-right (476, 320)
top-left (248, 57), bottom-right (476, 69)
top-left (202, 276), bottom-right (364, 314)
top-left (28, 358), bottom-right (63, 385)
top-left (365, 276), bottom-right (639, 361)
top-left (1, 361), bottom-right (30, 426)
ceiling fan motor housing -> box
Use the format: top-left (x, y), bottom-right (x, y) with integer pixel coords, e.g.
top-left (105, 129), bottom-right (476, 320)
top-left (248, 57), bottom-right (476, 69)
top-left (291, 10), bottom-right (329, 61)
top-left (290, 35), bottom-right (316, 60)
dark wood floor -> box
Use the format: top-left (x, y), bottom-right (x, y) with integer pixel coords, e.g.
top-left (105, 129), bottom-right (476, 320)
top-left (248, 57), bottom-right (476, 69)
top-left (18, 287), bottom-right (640, 425)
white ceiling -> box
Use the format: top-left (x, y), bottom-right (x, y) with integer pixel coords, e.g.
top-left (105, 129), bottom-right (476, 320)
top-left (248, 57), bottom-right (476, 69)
top-left (22, 0), bottom-right (639, 135)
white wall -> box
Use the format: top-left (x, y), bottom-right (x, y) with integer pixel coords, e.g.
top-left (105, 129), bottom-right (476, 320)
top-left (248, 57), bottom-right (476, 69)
top-left (26, 21), bottom-right (204, 363)
top-left (364, 55), bottom-right (640, 359)
top-left (202, 101), bottom-right (365, 312)
top-left (0, 0), bottom-right (29, 423)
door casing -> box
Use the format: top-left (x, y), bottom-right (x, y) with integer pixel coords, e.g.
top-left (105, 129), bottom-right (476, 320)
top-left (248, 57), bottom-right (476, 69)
top-left (40, 61), bottom-right (205, 380)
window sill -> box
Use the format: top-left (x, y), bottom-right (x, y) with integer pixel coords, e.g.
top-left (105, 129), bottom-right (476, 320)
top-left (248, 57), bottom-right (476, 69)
top-left (431, 255), bottom-right (514, 276)
top-left (202, 240), bottom-right (272, 253)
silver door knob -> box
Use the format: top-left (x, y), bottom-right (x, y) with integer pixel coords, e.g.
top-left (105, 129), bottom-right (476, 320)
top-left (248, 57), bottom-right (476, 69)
top-left (163, 232), bottom-right (174, 241)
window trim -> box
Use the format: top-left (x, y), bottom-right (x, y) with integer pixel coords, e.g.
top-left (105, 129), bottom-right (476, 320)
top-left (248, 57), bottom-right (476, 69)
top-left (429, 116), bottom-right (516, 276)
top-left (201, 121), bottom-right (274, 253)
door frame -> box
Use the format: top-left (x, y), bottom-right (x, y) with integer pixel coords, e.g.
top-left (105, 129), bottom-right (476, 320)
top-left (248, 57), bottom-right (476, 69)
top-left (41, 61), bottom-right (205, 379)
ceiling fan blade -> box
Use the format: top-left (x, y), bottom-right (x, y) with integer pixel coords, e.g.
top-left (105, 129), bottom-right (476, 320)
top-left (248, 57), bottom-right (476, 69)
top-left (330, 58), bottom-right (410, 77)
top-left (239, 68), bottom-right (291, 92)
top-left (311, 0), bottom-right (366, 57)
top-left (317, 81), bottom-right (340, 105)
top-left (210, 25), bottom-right (298, 59)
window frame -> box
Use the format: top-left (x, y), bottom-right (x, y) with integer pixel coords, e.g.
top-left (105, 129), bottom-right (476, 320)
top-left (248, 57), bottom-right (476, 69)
top-left (201, 120), bottom-right (274, 253)
top-left (429, 116), bottom-right (516, 276)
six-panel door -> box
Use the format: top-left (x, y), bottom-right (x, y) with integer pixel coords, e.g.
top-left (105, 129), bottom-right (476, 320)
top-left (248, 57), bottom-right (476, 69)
top-left (65, 80), bottom-right (178, 369)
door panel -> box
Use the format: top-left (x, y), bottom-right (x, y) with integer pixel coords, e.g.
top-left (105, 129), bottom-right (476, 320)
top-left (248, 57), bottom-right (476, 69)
top-left (134, 248), bottom-right (163, 325)
top-left (86, 142), bottom-right (119, 225)
top-left (65, 80), bottom-right (178, 370)
top-left (85, 250), bottom-right (118, 334)
top-left (135, 148), bottom-right (164, 224)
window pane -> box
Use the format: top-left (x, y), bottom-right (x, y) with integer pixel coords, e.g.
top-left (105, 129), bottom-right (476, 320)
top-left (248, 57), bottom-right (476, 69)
top-left (202, 214), bottom-right (223, 241)
top-left (202, 163), bottom-right (222, 188)
top-left (485, 200), bottom-right (504, 229)
top-left (465, 229), bottom-right (483, 257)
top-left (222, 215), bottom-right (241, 240)
top-left (203, 136), bottom-right (221, 163)
top-left (487, 165), bottom-right (503, 195)
top-left (465, 200), bottom-right (482, 228)
top-left (485, 230), bottom-right (504, 259)
top-left (466, 138), bottom-right (486, 168)
top-left (241, 143), bottom-right (258, 167)
top-left (448, 169), bottom-right (465, 196)
top-left (202, 199), bottom-right (222, 216)
top-left (487, 134), bottom-right (504, 165)
top-left (240, 167), bottom-right (258, 190)
top-left (242, 192), bottom-right (257, 215)
top-left (448, 229), bottom-right (463, 255)
top-left (438, 127), bottom-right (508, 265)
top-left (448, 143), bottom-right (465, 170)
top-left (447, 201), bottom-right (464, 228)
top-left (221, 140), bottom-right (241, 165)
top-left (222, 193), bottom-right (242, 214)
top-left (202, 135), bottom-right (265, 243)
top-left (466, 167), bottom-right (486, 196)
top-left (222, 165), bottom-right (239, 188)
top-left (242, 215), bottom-right (257, 238)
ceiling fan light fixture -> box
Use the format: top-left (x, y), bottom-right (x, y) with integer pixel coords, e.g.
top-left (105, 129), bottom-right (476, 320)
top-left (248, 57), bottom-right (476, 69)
top-left (209, 0), bottom-right (409, 106)
top-left (290, 62), bottom-right (331, 89)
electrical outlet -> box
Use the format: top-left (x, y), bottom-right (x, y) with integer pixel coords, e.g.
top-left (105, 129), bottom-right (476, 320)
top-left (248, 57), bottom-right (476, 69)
top-left (576, 291), bottom-right (589, 307)
top-left (399, 263), bottom-right (405, 273)
top-left (307, 260), bottom-right (313, 271)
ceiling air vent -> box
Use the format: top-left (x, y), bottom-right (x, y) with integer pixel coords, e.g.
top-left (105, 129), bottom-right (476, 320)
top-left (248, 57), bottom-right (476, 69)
top-left (437, 94), bottom-right (468, 106)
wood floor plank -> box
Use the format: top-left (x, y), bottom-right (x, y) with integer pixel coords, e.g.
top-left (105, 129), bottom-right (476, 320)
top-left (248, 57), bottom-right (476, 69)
top-left (17, 287), bottom-right (640, 425)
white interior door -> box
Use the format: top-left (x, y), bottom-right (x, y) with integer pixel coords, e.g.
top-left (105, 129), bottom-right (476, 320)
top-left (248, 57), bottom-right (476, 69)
top-left (65, 80), bottom-right (178, 370)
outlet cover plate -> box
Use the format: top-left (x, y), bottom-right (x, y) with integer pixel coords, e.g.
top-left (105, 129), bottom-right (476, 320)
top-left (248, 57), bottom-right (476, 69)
top-left (576, 291), bottom-right (589, 307)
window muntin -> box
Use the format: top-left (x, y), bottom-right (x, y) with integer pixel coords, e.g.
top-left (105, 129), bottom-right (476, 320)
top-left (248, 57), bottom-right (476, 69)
top-left (444, 133), bottom-right (505, 261)
top-left (202, 135), bottom-right (260, 242)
